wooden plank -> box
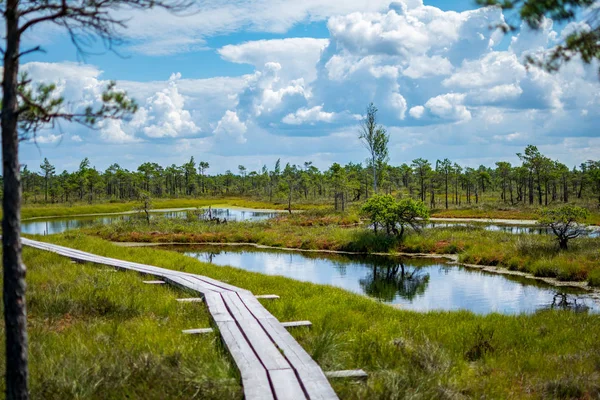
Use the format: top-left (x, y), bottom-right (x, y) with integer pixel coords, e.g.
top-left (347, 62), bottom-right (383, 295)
top-left (167, 275), bottom-right (223, 294)
top-left (20, 238), bottom-right (339, 400)
top-left (182, 328), bottom-right (214, 334)
top-left (282, 320), bottom-right (312, 329)
top-left (31, 241), bottom-right (177, 278)
top-left (325, 370), bottom-right (368, 380)
top-left (176, 297), bottom-right (204, 303)
top-left (216, 321), bottom-right (274, 400)
top-left (260, 318), bottom-right (339, 399)
top-left (238, 292), bottom-right (278, 320)
top-left (186, 273), bottom-right (253, 294)
top-left (204, 292), bottom-right (234, 322)
top-left (143, 280), bottom-right (165, 284)
top-left (24, 239), bottom-right (180, 279)
top-left (178, 274), bottom-right (229, 293)
top-left (233, 292), bottom-right (337, 398)
top-left (221, 292), bottom-right (291, 371)
top-left (256, 294), bottom-right (280, 299)
top-left (269, 368), bottom-right (308, 400)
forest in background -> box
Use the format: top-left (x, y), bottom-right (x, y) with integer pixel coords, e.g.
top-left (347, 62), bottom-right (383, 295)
top-left (12, 144), bottom-right (600, 211)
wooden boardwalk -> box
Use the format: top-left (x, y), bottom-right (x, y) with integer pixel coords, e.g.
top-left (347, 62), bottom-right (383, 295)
top-left (22, 238), bottom-right (338, 400)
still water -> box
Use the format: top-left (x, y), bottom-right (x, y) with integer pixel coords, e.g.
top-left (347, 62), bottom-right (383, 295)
top-left (22, 208), bottom-right (600, 238)
top-left (181, 245), bottom-right (599, 315)
top-left (21, 207), bottom-right (280, 235)
top-left (427, 221), bottom-right (600, 237)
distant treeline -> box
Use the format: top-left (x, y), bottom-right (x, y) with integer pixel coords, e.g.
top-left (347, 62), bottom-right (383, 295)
top-left (10, 145), bottom-right (600, 210)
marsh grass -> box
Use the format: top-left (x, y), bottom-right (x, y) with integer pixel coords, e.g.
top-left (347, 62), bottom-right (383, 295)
top-left (93, 216), bottom-right (600, 285)
top-left (16, 197), bottom-right (327, 221)
top-left (6, 233), bottom-right (600, 398)
top-left (14, 194), bottom-right (600, 225)
top-left (430, 201), bottom-right (600, 225)
top-left (0, 246), bottom-right (240, 399)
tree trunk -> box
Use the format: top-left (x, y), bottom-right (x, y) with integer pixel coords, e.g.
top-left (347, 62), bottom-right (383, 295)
top-left (528, 174), bottom-right (534, 205)
top-left (559, 238), bottom-right (568, 250)
top-left (537, 172), bottom-right (542, 205)
top-left (2, 2), bottom-right (29, 398)
top-left (372, 155), bottom-right (377, 193)
top-left (445, 174), bottom-right (448, 209)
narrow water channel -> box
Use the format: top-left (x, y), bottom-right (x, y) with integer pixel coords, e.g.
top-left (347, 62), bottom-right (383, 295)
top-left (179, 245), bottom-right (599, 315)
top-left (23, 208), bottom-right (599, 238)
top-left (427, 221), bottom-right (600, 237)
top-left (21, 207), bottom-right (280, 235)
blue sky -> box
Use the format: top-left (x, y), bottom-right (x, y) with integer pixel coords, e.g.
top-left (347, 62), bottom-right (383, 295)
top-left (20, 0), bottom-right (600, 173)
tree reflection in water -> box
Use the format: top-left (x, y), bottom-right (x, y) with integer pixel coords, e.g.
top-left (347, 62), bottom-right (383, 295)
top-left (359, 260), bottom-right (430, 302)
top-left (547, 293), bottom-right (590, 313)
top-left (201, 252), bottom-right (219, 263)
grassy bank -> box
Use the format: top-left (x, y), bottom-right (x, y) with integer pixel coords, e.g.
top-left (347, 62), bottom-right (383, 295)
top-left (15, 196), bottom-right (600, 225)
top-left (0, 243), bottom-right (240, 399)
top-left (431, 205), bottom-right (600, 225)
top-left (91, 215), bottom-right (600, 286)
top-left (16, 197), bottom-right (326, 220)
top-left (4, 233), bottom-right (599, 399)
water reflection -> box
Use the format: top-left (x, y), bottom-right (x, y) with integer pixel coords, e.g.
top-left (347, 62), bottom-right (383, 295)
top-left (546, 293), bottom-right (591, 313)
top-left (21, 207), bottom-right (280, 235)
top-left (180, 245), bottom-right (599, 314)
top-left (359, 262), bottom-right (430, 302)
top-left (427, 222), bottom-right (600, 237)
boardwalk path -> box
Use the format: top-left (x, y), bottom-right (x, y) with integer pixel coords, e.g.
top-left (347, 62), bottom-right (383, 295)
top-left (22, 238), bottom-right (338, 400)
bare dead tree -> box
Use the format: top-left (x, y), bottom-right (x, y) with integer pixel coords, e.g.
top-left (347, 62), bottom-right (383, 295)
top-left (1, 2), bottom-right (192, 399)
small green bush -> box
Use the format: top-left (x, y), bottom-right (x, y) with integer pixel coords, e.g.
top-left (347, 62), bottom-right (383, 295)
top-left (531, 260), bottom-right (559, 278)
top-left (504, 257), bottom-right (521, 271)
top-left (588, 269), bottom-right (600, 287)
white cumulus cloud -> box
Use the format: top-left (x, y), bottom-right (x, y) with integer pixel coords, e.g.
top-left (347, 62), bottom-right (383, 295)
top-left (141, 73), bottom-right (200, 138)
top-left (424, 93), bottom-right (471, 121)
top-left (214, 110), bottom-right (248, 144)
top-left (282, 105), bottom-right (337, 125)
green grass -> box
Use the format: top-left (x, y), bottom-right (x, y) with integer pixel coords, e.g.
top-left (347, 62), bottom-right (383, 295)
top-left (16, 197), bottom-right (327, 220)
top-left (17, 195), bottom-right (600, 225)
top-left (92, 216), bottom-right (600, 287)
top-left (3, 233), bottom-right (600, 399)
top-left (430, 203), bottom-right (600, 225)
top-left (0, 244), bottom-right (240, 399)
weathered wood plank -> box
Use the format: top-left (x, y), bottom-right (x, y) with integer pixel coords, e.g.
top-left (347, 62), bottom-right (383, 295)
top-left (186, 273), bottom-right (253, 294)
top-left (204, 292), bottom-right (234, 322)
top-left (21, 238), bottom-right (339, 400)
top-left (182, 328), bottom-right (214, 334)
top-left (260, 318), bottom-right (339, 399)
top-left (238, 291), bottom-right (278, 320)
top-left (325, 370), bottom-right (368, 380)
top-left (256, 294), bottom-right (280, 299)
top-left (22, 239), bottom-right (182, 279)
top-left (216, 321), bottom-right (274, 400)
top-left (167, 275), bottom-right (224, 294)
top-left (176, 297), bottom-right (204, 303)
top-left (221, 292), bottom-right (291, 371)
top-left (236, 291), bottom-right (337, 399)
top-left (269, 368), bottom-right (308, 400)
top-left (281, 320), bottom-right (312, 329)
top-left (175, 274), bottom-right (230, 293)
